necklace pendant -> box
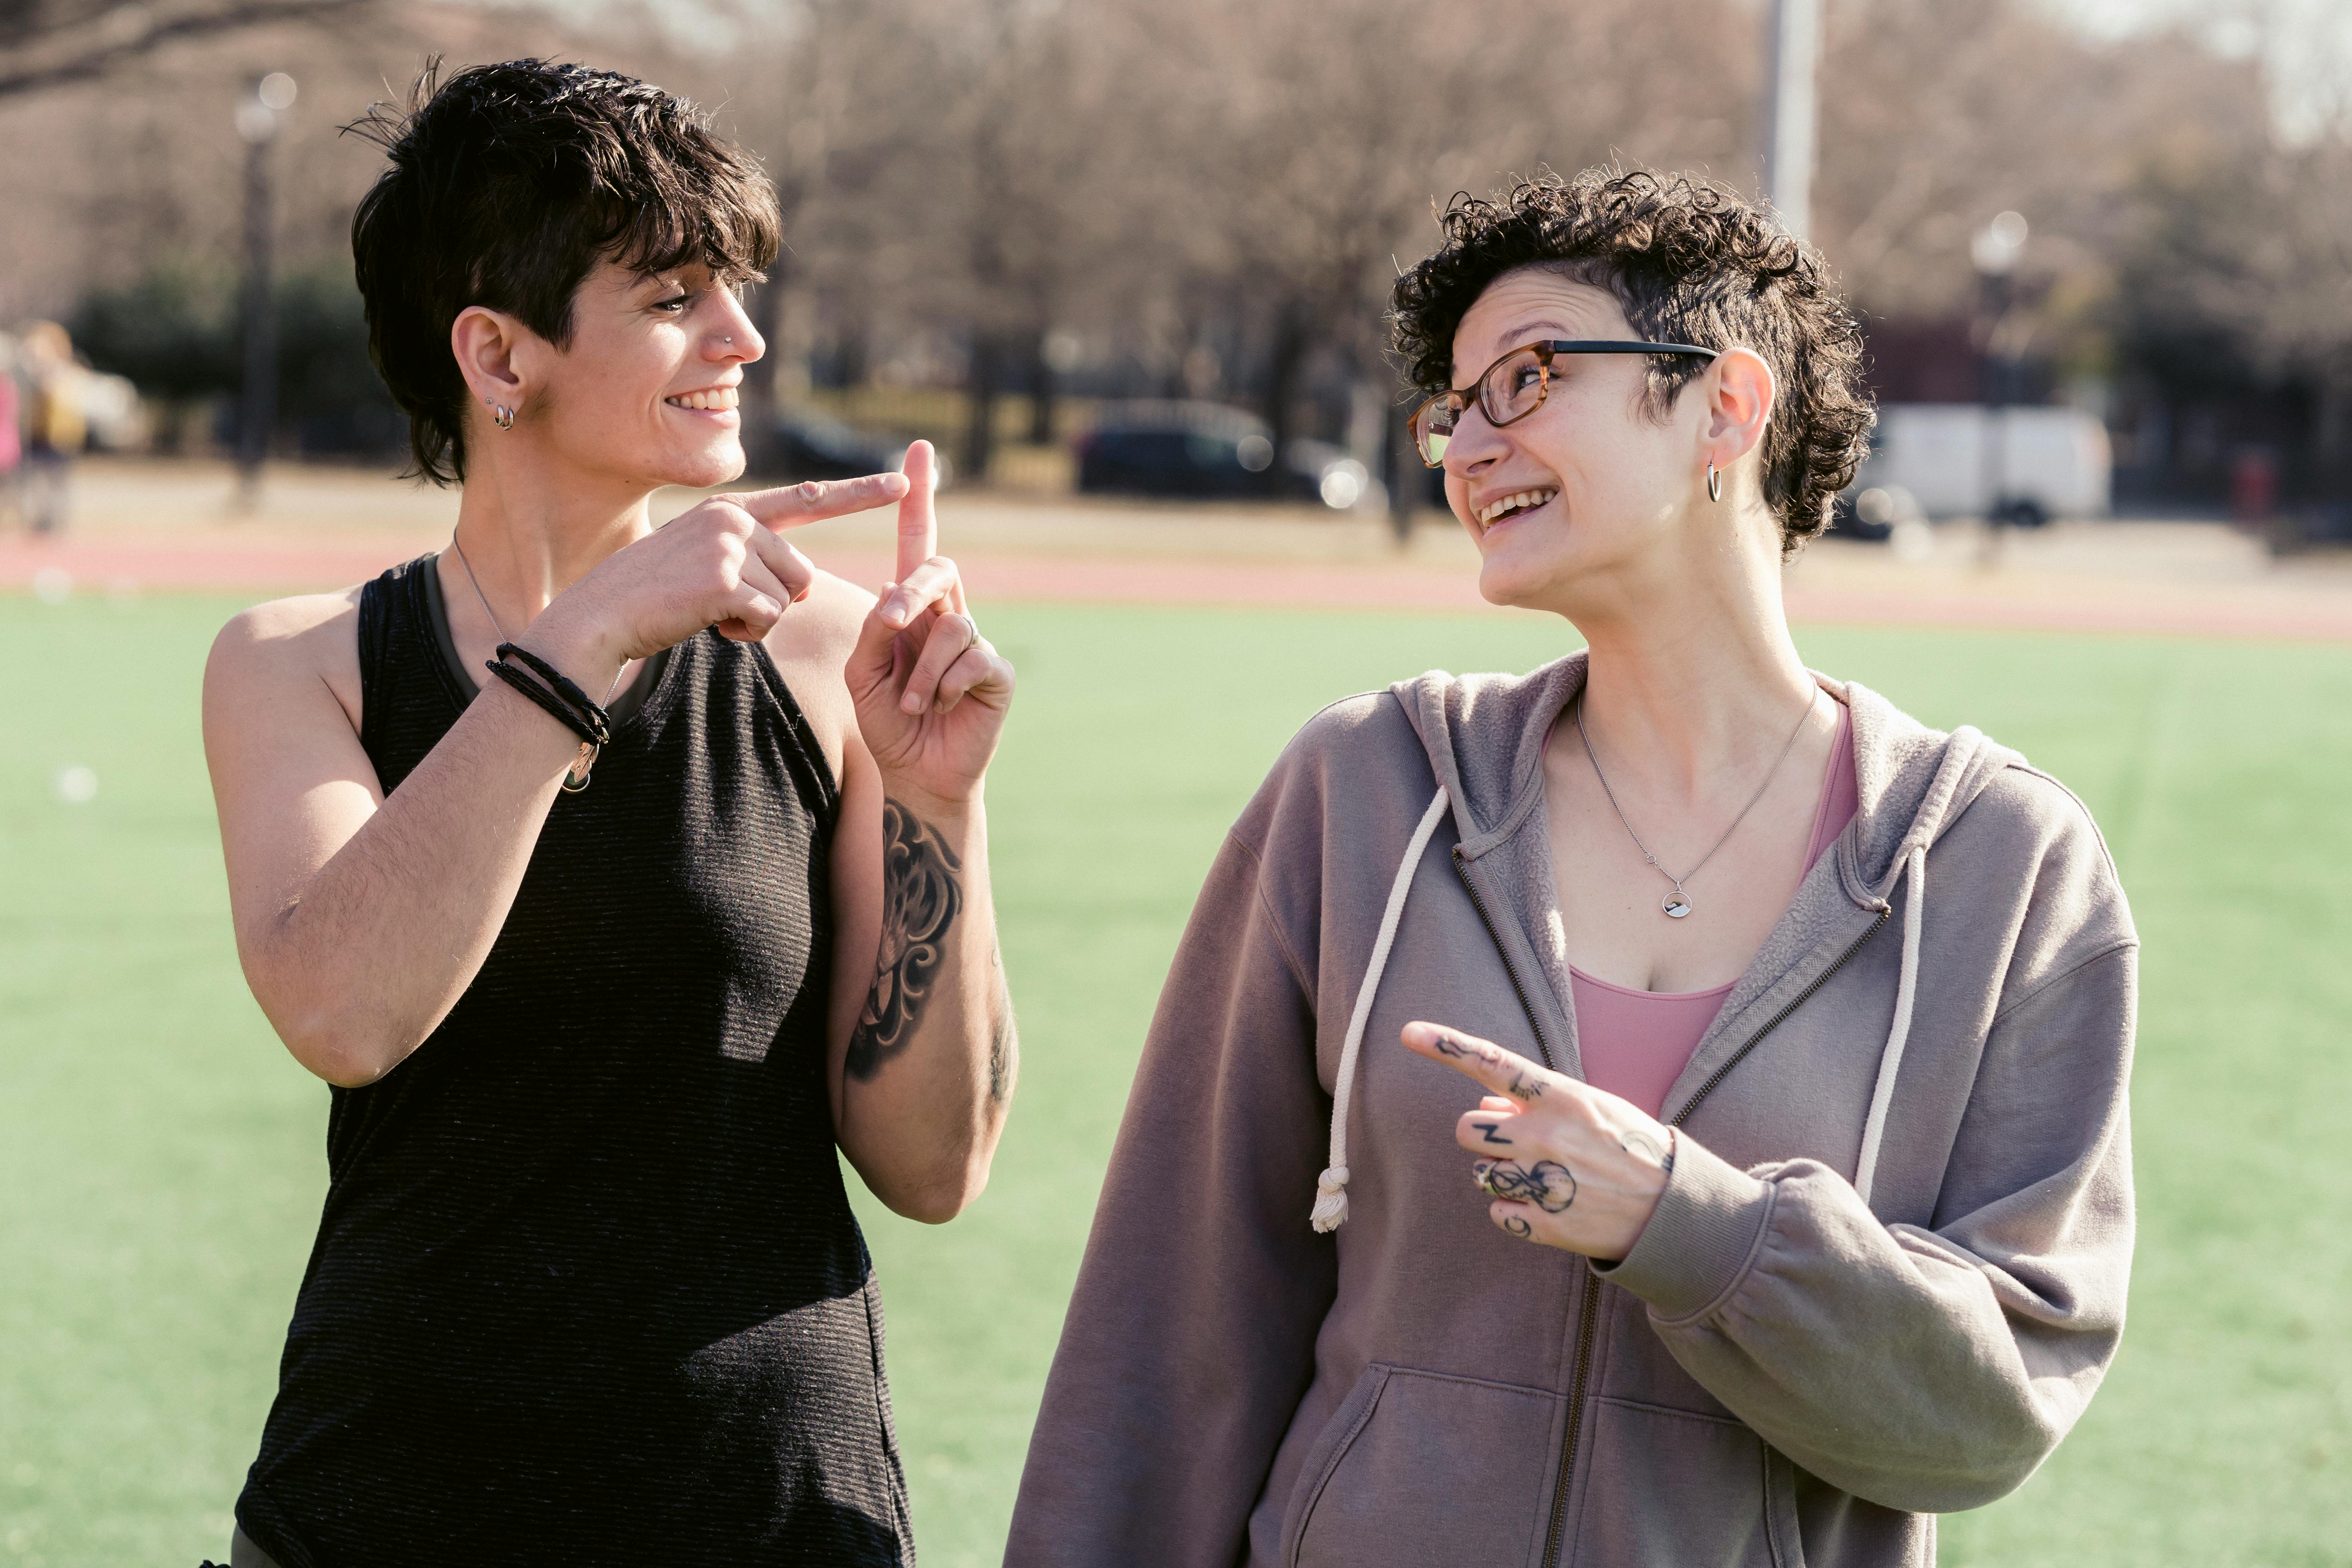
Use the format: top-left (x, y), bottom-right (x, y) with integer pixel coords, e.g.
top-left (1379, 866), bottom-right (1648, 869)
top-left (1662, 889), bottom-right (1692, 919)
top-left (561, 742), bottom-right (598, 794)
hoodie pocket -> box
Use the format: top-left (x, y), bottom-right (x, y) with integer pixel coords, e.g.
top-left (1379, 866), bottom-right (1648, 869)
top-left (1284, 1363), bottom-right (1568, 1568)
top-left (1568, 1397), bottom-right (1786, 1568)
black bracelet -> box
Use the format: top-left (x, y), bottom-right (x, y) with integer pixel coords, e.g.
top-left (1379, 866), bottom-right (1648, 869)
top-left (494, 642), bottom-right (614, 744)
top-left (485, 658), bottom-right (602, 746)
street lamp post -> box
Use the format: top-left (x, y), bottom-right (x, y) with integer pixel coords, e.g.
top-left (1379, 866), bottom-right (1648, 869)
top-left (235, 72), bottom-right (296, 508)
top-left (1760, 0), bottom-right (1821, 241)
top-left (1971, 210), bottom-right (2027, 548)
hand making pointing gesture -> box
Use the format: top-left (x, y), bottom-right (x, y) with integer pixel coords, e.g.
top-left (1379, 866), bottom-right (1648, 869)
top-left (846, 440), bottom-right (1016, 807)
top-left (1401, 1019), bottom-right (1677, 1261)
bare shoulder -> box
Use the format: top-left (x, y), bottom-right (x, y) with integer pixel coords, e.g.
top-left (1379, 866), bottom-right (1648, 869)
top-left (762, 568), bottom-right (876, 781)
top-left (206, 586), bottom-right (367, 735)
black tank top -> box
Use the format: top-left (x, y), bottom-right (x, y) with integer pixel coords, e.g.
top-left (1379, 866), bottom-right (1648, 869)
top-left (235, 555), bottom-right (913, 1567)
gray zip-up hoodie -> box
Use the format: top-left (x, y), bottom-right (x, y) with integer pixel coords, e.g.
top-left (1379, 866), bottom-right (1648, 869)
top-left (1007, 653), bottom-right (2135, 1568)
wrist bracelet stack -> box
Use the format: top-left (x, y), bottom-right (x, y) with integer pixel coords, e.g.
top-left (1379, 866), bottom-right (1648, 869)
top-left (486, 643), bottom-right (615, 793)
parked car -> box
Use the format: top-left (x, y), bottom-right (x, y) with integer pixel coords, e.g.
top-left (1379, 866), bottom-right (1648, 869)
top-left (1075, 400), bottom-right (1369, 508)
top-left (1849, 404), bottom-right (2110, 526)
top-left (764, 406), bottom-right (949, 486)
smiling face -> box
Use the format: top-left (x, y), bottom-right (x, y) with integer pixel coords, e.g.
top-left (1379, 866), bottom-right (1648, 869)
top-left (1440, 267), bottom-right (1714, 615)
top-left (512, 259), bottom-right (764, 491)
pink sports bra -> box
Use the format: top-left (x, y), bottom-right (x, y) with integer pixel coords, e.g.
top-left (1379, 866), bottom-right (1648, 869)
top-left (1568, 699), bottom-right (1858, 1118)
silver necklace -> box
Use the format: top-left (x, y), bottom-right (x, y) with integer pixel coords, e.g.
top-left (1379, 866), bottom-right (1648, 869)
top-left (452, 537), bottom-right (627, 791)
top-left (1576, 689), bottom-right (1818, 919)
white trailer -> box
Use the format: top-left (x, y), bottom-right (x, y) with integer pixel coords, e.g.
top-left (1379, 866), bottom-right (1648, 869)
top-left (1853, 404), bottom-right (2111, 524)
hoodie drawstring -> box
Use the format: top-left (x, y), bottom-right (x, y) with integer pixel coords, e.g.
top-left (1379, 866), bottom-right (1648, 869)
top-left (1854, 839), bottom-right (1928, 1208)
top-left (1311, 785), bottom-right (1453, 1233)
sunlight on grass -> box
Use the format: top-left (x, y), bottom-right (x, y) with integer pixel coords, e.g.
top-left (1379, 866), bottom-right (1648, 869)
top-left (3, 593), bottom-right (2346, 1565)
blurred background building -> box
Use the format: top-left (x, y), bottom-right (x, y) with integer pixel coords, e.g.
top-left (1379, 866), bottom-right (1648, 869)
top-left (2, 0), bottom-right (2348, 533)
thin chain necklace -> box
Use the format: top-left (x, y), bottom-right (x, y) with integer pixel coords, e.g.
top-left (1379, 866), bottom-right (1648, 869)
top-left (452, 537), bottom-right (628, 790)
top-left (1576, 688), bottom-right (1819, 919)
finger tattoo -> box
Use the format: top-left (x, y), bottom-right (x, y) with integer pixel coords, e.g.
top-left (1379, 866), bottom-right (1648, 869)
top-left (1502, 1215), bottom-right (1533, 1239)
top-left (1620, 1129), bottom-right (1674, 1172)
top-left (1481, 1159), bottom-right (1578, 1214)
top-left (846, 800), bottom-right (964, 1080)
top-left (1472, 1120), bottom-right (1513, 1145)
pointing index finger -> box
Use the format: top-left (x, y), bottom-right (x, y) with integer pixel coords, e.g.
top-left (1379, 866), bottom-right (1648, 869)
top-left (896, 439), bottom-right (938, 582)
top-left (1401, 1021), bottom-right (1551, 1103)
top-left (728, 471), bottom-right (911, 529)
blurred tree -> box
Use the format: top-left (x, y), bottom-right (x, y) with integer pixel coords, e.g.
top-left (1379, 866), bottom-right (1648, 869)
top-left (70, 260), bottom-right (399, 457)
top-left (70, 261), bottom-right (237, 451)
top-left (275, 263), bottom-right (401, 456)
top-left (0, 0), bottom-right (371, 98)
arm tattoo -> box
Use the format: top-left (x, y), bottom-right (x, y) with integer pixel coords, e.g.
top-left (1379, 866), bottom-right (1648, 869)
top-left (846, 800), bottom-right (963, 1081)
top-left (986, 944), bottom-right (1017, 1105)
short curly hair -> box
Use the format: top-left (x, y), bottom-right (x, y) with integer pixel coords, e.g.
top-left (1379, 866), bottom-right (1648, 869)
top-left (1392, 169), bottom-right (1873, 554)
top-left (347, 60), bottom-right (781, 485)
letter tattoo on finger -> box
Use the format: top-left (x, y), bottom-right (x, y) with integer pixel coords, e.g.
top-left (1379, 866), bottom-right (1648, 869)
top-left (1482, 1159), bottom-right (1578, 1214)
top-left (1472, 1120), bottom-right (1513, 1146)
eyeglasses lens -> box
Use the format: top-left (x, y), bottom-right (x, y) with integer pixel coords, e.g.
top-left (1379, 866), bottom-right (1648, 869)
top-left (1485, 348), bottom-right (1548, 426)
top-left (1413, 399), bottom-right (1460, 467)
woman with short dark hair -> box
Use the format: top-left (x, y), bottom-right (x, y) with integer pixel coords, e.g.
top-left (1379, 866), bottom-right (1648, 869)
top-left (203, 60), bottom-right (1017, 1567)
top-left (1009, 170), bottom-right (2133, 1567)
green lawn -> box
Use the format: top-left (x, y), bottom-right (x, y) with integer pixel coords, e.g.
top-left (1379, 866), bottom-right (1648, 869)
top-left (2, 592), bottom-right (2347, 1566)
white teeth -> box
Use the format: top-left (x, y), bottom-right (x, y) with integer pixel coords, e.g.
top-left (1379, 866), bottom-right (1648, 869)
top-left (667, 387), bottom-right (739, 412)
top-left (1477, 488), bottom-right (1557, 524)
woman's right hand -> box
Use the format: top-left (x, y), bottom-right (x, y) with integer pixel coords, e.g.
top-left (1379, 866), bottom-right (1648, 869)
top-left (522, 472), bottom-right (912, 685)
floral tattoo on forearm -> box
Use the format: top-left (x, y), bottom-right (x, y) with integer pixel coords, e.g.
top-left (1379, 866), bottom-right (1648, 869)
top-left (846, 800), bottom-right (963, 1080)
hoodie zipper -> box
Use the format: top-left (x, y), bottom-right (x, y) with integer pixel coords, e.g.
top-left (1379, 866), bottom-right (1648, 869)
top-left (1451, 846), bottom-right (1592, 1568)
top-left (1454, 847), bottom-right (1892, 1568)
top-left (1667, 907), bottom-right (1891, 1130)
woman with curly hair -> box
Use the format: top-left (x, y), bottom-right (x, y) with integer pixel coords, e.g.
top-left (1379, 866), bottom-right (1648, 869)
top-left (203, 60), bottom-right (1017, 1567)
top-left (1008, 169), bottom-right (2133, 1567)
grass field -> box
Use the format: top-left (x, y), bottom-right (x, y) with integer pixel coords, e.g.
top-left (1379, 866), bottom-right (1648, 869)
top-left (4, 591), bottom-right (2350, 1567)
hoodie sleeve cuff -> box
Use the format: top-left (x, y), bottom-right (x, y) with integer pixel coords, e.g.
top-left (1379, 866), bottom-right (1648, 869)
top-left (1596, 1134), bottom-right (1775, 1322)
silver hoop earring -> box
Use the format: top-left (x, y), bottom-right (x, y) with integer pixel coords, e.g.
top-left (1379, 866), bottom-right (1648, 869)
top-left (491, 403), bottom-right (516, 431)
top-left (1707, 462), bottom-right (1723, 504)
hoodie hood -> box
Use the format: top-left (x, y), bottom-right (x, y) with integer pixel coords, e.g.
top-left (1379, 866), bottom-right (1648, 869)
top-left (1391, 651), bottom-right (2017, 909)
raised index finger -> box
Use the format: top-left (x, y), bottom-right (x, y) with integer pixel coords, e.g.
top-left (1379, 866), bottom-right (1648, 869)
top-left (896, 439), bottom-right (938, 582)
top-left (728, 471), bottom-right (911, 530)
top-left (1401, 1021), bottom-right (1553, 1103)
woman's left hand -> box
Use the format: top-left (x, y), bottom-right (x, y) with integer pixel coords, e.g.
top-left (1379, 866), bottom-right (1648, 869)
top-left (846, 440), bottom-right (1016, 810)
top-left (1401, 1019), bottom-right (1677, 1261)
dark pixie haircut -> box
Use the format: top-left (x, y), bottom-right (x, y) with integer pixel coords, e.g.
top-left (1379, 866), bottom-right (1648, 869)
top-left (1392, 169), bottom-right (1873, 554)
top-left (347, 59), bottom-right (781, 484)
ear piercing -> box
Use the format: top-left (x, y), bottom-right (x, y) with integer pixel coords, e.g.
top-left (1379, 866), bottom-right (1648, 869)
top-left (489, 401), bottom-right (516, 430)
top-left (1706, 461), bottom-right (1722, 503)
